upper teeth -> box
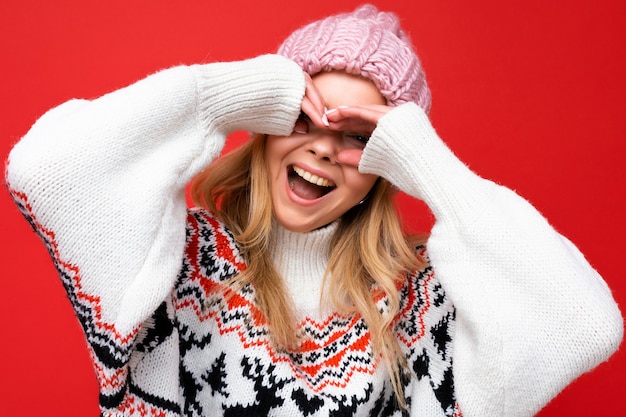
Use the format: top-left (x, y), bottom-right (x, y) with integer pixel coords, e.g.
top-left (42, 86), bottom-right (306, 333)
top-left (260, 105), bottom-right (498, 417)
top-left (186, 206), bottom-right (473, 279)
top-left (293, 166), bottom-right (335, 187)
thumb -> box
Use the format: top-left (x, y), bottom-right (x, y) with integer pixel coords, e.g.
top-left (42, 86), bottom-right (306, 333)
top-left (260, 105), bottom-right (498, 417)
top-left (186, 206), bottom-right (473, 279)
top-left (337, 149), bottom-right (363, 168)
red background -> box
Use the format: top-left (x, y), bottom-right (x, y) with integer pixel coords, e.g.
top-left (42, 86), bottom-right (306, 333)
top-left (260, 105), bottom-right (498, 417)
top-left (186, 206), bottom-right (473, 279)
top-left (1, 0), bottom-right (624, 415)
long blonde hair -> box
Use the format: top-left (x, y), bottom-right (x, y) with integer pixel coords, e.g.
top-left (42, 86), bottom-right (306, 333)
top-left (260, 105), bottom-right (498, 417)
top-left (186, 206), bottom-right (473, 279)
top-left (190, 133), bottom-right (426, 407)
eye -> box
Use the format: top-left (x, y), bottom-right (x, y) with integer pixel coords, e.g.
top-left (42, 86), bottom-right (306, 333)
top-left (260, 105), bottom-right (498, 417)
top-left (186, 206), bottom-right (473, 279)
top-left (298, 111), bottom-right (311, 122)
top-left (293, 111), bottom-right (311, 134)
top-left (345, 132), bottom-right (370, 144)
top-left (352, 134), bottom-right (369, 143)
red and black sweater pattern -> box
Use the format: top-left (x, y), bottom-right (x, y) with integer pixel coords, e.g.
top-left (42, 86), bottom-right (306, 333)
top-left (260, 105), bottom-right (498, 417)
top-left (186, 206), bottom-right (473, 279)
top-left (11, 187), bottom-right (461, 417)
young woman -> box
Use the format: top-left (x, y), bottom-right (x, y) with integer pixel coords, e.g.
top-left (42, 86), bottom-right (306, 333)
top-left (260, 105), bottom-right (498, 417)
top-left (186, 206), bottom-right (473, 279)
top-left (5, 5), bottom-right (622, 417)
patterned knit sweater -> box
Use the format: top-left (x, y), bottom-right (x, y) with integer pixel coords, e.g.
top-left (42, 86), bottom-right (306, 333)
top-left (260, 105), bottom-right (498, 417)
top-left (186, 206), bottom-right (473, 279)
top-left (5, 55), bottom-right (623, 417)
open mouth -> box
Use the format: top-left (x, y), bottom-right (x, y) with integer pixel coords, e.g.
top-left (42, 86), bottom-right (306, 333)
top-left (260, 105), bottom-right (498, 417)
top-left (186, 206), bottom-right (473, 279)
top-left (288, 165), bottom-right (336, 200)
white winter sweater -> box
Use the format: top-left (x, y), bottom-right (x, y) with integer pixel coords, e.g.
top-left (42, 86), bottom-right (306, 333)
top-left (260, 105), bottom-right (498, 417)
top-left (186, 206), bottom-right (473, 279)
top-left (5, 54), bottom-right (623, 417)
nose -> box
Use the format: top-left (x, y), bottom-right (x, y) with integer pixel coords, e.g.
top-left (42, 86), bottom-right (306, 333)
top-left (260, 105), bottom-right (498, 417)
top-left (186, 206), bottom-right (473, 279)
top-left (307, 131), bottom-right (341, 163)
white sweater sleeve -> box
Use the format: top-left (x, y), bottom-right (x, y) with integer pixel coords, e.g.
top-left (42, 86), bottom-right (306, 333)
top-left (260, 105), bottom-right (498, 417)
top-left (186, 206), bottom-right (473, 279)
top-left (359, 102), bottom-right (623, 416)
top-left (6, 54), bottom-right (305, 337)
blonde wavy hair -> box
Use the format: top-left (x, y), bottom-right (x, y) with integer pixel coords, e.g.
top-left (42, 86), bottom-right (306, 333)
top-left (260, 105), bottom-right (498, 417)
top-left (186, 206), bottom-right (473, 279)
top-left (190, 133), bottom-right (426, 407)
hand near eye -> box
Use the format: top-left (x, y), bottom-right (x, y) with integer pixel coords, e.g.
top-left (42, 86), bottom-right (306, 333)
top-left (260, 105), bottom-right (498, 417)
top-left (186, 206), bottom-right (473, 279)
top-left (325, 104), bottom-right (393, 168)
top-left (324, 104), bottom-right (392, 132)
top-left (300, 72), bottom-right (328, 129)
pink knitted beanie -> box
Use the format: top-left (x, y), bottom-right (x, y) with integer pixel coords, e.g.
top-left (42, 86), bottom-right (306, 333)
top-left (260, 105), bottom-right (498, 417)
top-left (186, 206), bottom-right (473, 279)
top-left (277, 4), bottom-right (431, 113)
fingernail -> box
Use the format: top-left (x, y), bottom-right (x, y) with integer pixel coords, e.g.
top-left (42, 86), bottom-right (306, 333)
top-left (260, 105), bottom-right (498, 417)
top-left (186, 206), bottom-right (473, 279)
top-left (321, 114), bottom-right (329, 126)
top-left (324, 108), bottom-right (338, 115)
top-left (294, 128), bottom-right (307, 134)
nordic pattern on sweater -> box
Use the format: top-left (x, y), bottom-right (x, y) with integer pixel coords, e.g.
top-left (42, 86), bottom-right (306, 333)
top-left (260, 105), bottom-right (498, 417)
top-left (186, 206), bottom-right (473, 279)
top-left (10, 185), bottom-right (461, 417)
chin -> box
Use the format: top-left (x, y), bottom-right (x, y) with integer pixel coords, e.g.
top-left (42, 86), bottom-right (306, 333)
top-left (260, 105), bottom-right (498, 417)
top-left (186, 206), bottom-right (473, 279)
top-left (273, 213), bottom-right (328, 234)
top-left (275, 220), bottom-right (316, 233)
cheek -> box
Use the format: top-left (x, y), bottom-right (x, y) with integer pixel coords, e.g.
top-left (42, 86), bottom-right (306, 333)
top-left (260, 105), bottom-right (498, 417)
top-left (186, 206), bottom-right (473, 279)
top-left (265, 134), bottom-right (304, 163)
top-left (264, 136), bottom-right (280, 164)
top-left (264, 137), bottom-right (287, 176)
top-left (345, 171), bottom-right (378, 199)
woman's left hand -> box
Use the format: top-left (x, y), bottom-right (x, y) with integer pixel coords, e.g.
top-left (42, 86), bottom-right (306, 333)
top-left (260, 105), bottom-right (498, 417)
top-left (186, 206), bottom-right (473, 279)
top-left (324, 104), bottom-right (393, 167)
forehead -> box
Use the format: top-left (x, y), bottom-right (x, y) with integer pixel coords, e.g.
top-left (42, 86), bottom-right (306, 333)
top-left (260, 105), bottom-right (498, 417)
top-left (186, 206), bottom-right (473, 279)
top-left (311, 71), bottom-right (386, 108)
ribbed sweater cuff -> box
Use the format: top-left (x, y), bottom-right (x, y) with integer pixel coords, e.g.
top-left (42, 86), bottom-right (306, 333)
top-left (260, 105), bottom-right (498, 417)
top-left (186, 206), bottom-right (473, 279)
top-left (191, 54), bottom-right (305, 139)
top-left (359, 103), bottom-right (496, 223)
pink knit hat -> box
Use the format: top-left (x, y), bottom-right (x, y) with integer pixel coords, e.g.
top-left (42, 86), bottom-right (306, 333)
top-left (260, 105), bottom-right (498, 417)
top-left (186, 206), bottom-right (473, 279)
top-left (277, 4), bottom-right (431, 113)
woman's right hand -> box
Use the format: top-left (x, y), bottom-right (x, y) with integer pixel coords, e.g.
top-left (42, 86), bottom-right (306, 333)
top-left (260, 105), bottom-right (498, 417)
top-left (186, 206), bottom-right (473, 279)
top-left (299, 72), bottom-right (328, 130)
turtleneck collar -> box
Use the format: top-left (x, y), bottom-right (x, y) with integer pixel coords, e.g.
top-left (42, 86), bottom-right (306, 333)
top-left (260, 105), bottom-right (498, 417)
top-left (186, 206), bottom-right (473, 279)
top-left (269, 221), bottom-right (338, 317)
